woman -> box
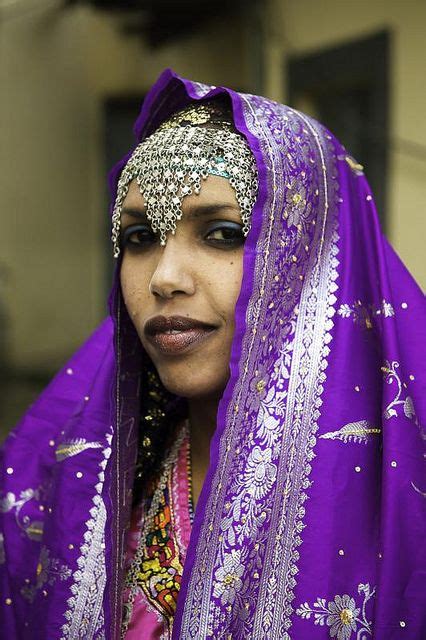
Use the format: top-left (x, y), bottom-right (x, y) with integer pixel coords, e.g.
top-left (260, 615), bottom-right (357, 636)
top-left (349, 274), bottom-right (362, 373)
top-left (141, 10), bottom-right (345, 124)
top-left (1, 69), bottom-right (425, 639)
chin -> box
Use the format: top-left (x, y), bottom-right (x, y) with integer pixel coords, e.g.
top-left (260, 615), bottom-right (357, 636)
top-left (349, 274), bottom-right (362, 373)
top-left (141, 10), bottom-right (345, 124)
top-left (156, 365), bottom-right (228, 400)
top-left (141, 332), bottom-right (232, 400)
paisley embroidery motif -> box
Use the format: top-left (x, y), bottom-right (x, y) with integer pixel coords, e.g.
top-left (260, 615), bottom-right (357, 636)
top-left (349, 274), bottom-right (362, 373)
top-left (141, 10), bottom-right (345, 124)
top-left (320, 421), bottom-right (381, 444)
top-left (296, 582), bottom-right (376, 639)
top-left (55, 438), bottom-right (102, 462)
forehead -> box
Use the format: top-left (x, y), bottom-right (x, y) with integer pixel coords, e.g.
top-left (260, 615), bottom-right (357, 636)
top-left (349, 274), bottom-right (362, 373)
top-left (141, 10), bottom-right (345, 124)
top-left (122, 176), bottom-right (240, 212)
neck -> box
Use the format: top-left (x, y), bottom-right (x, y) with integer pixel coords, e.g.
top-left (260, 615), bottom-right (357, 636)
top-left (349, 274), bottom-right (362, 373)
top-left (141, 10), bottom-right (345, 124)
top-left (187, 395), bottom-right (219, 508)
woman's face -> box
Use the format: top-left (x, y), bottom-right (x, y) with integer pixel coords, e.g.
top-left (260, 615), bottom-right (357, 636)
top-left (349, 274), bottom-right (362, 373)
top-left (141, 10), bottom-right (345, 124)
top-left (120, 177), bottom-right (245, 401)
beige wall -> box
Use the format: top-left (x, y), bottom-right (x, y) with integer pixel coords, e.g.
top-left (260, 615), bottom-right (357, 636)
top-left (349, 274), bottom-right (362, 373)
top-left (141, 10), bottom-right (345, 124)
top-left (1, 3), bottom-right (95, 372)
top-left (1, 0), bottom-right (424, 376)
top-left (0, 1), bottom-right (249, 373)
top-left (264, 0), bottom-right (426, 289)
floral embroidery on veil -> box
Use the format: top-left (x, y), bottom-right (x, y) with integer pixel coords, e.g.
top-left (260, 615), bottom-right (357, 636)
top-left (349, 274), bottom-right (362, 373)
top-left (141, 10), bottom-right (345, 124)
top-left (296, 583), bottom-right (376, 639)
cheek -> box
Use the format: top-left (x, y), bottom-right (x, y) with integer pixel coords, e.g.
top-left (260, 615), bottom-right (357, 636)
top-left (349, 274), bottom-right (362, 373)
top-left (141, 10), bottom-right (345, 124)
top-left (213, 258), bottom-right (244, 325)
top-left (120, 258), bottom-right (149, 318)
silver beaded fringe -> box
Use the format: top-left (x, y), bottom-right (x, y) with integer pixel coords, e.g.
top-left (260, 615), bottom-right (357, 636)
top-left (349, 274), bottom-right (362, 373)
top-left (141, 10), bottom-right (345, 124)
top-left (111, 125), bottom-right (258, 257)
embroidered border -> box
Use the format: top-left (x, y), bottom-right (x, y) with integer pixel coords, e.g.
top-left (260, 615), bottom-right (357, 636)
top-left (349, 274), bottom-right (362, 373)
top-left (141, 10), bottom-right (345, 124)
top-left (61, 433), bottom-right (111, 639)
top-left (121, 426), bottom-right (187, 638)
top-left (178, 95), bottom-right (286, 638)
top-left (253, 115), bottom-right (340, 638)
top-left (178, 99), bottom-right (340, 638)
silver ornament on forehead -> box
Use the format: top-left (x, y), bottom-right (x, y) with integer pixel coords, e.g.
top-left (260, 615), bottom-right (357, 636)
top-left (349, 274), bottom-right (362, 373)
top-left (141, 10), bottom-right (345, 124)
top-left (111, 123), bottom-right (258, 257)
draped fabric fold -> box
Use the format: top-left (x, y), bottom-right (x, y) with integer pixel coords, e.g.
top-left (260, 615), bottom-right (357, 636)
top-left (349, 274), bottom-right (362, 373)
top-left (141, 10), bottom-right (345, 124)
top-left (1, 69), bottom-right (425, 639)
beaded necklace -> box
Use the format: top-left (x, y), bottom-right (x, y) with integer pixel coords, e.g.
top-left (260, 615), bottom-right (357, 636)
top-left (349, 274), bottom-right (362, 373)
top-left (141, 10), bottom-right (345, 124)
top-left (186, 428), bottom-right (195, 525)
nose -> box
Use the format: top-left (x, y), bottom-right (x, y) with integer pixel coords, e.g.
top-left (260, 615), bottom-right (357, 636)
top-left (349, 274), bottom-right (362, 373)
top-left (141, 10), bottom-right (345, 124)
top-left (149, 235), bottom-right (196, 299)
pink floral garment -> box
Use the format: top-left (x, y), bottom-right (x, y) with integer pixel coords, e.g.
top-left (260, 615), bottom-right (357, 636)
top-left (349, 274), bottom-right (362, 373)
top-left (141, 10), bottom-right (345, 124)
top-left (122, 429), bottom-right (192, 639)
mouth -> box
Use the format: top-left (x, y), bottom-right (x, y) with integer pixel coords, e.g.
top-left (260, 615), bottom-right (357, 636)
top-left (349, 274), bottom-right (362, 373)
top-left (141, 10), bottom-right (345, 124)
top-left (144, 315), bottom-right (217, 355)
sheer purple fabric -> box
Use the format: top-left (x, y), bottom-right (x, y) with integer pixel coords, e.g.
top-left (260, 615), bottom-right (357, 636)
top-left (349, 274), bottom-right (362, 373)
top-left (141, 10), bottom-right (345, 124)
top-left (1, 69), bottom-right (425, 639)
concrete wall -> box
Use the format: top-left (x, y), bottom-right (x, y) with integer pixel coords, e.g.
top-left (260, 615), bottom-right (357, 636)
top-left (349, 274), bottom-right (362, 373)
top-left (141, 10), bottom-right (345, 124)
top-left (0, 1), bottom-right (249, 373)
top-left (264, 0), bottom-right (426, 289)
top-left (1, 0), bottom-right (424, 377)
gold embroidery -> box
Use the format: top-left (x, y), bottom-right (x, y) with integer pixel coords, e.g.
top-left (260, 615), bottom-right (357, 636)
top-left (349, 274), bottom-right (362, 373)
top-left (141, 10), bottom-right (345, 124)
top-left (296, 582), bottom-right (376, 639)
top-left (320, 421), bottom-right (381, 444)
top-left (55, 438), bottom-right (102, 462)
top-left (344, 155), bottom-right (364, 174)
top-left (158, 102), bottom-right (233, 130)
top-left (21, 545), bottom-right (72, 603)
top-left (338, 299), bottom-right (394, 329)
top-left (25, 521), bottom-right (44, 541)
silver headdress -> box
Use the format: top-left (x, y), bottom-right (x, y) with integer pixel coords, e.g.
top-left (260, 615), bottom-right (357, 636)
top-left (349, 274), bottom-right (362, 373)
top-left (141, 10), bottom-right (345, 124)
top-left (111, 102), bottom-right (258, 257)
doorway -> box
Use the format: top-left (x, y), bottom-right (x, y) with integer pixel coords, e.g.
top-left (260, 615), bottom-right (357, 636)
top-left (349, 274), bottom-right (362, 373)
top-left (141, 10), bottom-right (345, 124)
top-left (287, 31), bottom-right (390, 227)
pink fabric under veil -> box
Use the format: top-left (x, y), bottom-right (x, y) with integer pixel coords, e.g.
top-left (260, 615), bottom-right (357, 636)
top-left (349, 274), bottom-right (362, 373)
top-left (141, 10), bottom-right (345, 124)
top-left (123, 428), bottom-right (192, 638)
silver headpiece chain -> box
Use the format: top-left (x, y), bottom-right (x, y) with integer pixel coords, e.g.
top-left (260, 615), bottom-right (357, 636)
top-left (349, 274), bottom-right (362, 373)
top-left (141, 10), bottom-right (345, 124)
top-left (111, 122), bottom-right (258, 257)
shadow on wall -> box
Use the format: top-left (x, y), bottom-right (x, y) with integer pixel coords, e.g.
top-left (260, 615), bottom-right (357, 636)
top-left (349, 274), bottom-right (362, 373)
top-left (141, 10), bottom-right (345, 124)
top-left (0, 262), bottom-right (51, 443)
top-left (0, 376), bottom-right (49, 445)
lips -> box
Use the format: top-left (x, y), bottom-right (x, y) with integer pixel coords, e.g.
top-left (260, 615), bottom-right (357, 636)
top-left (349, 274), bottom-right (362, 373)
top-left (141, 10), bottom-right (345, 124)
top-left (144, 315), bottom-right (216, 355)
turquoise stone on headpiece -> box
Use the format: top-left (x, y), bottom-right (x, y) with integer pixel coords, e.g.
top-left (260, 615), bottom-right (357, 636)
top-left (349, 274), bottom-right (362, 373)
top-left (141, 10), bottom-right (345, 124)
top-left (111, 102), bottom-right (258, 257)
top-left (208, 157), bottom-right (230, 179)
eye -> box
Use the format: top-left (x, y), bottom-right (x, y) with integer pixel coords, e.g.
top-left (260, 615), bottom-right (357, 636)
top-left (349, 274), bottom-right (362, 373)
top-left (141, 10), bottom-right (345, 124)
top-left (205, 222), bottom-right (245, 247)
top-left (121, 224), bottom-right (156, 250)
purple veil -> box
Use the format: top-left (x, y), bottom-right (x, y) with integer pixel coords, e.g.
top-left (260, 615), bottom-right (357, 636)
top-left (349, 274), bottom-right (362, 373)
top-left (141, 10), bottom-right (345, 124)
top-left (1, 69), bottom-right (425, 639)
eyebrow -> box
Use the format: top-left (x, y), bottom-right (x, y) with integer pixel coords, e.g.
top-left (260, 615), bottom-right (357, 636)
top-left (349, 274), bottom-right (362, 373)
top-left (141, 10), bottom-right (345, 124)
top-left (121, 202), bottom-right (240, 220)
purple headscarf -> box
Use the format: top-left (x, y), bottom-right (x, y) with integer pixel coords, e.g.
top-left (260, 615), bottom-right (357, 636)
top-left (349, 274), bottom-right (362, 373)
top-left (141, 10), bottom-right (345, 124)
top-left (1, 69), bottom-right (425, 639)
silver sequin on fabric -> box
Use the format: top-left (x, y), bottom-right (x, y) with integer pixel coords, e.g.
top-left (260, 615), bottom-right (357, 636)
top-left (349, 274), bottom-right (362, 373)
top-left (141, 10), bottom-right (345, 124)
top-left (111, 125), bottom-right (258, 257)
